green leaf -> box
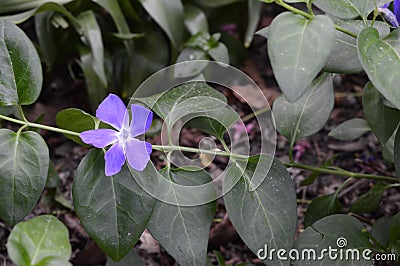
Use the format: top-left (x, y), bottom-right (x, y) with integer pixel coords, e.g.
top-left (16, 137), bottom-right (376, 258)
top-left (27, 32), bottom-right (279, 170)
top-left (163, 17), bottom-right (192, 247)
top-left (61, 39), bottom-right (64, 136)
top-left (293, 214), bottom-right (372, 265)
top-left (358, 27), bottom-right (400, 110)
top-left (313, 0), bottom-right (388, 20)
top-left (389, 213), bottom-right (400, 244)
top-left (148, 168), bottom-right (216, 266)
top-left (273, 73), bottom-right (334, 147)
top-left (304, 193), bottom-right (343, 227)
top-left (0, 0), bottom-right (72, 14)
top-left (395, 129), bottom-right (400, 177)
top-left (208, 42), bottom-right (229, 64)
top-left (244, 0), bottom-right (262, 48)
top-left (195, 0), bottom-right (241, 7)
top-left (175, 48), bottom-right (210, 78)
top-left (77, 10), bottom-right (107, 87)
top-left (268, 13), bottom-right (335, 101)
top-left (0, 129), bottom-right (49, 225)
top-left (55, 108), bottom-right (97, 146)
top-left (329, 118), bottom-right (370, 140)
top-left (138, 0), bottom-right (184, 48)
top-left (7, 215), bottom-right (71, 266)
top-left (183, 3), bottom-right (209, 35)
top-left (46, 161), bottom-right (60, 189)
top-left (106, 250), bottom-right (146, 266)
top-left (0, 19), bottom-right (42, 106)
top-left (362, 82), bottom-right (400, 144)
top-left (224, 155), bottom-right (297, 266)
top-left (350, 182), bottom-right (389, 214)
top-left (325, 20), bottom-right (389, 74)
top-left (34, 11), bottom-right (58, 69)
top-left (371, 216), bottom-right (393, 248)
top-left (73, 149), bottom-right (155, 261)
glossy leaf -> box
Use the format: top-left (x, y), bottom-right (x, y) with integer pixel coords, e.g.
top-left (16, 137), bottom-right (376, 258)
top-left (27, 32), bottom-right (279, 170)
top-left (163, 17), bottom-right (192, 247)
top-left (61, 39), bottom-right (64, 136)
top-left (358, 27), bottom-right (400, 110)
top-left (183, 3), bottom-right (208, 35)
top-left (362, 82), bottom-right (400, 145)
top-left (0, 129), bottom-right (49, 225)
top-left (7, 215), bottom-right (71, 266)
top-left (148, 168), bottom-right (216, 266)
top-left (138, 0), bottom-right (184, 48)
top-left (0, 19), bottom-right (42, 106)
top-left (56, 108), bottom-right (97, 146)
top-left (325, 20), bottom-right (389, 73)
top-left (273, 74), bottom-right (334, 147)
top-left (313, 0), bottom-right (388, 20)
top-left (350, 182), bottom-right (389, 214)
top-left (304, 193), bottom-right (343, 227)
top-left (293, 214), bottom-right (372, 265)
top-left (268, 13), bottom-right (335, 101)
top-left (328, 118), bottom-right (370, 140)
top-left (73, 149), bottom-right (155, 261)
top-left (224, 155), bottom-right (297, 266)
top-left (244, 0), bottom-right (262, 48)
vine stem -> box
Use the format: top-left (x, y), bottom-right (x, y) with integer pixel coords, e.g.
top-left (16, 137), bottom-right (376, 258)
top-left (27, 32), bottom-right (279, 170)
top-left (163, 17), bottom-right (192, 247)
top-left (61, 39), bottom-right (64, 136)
top-left (271, 0), bottom-right (358, 38)
top-left (151, 145), bottom-right (249, 160)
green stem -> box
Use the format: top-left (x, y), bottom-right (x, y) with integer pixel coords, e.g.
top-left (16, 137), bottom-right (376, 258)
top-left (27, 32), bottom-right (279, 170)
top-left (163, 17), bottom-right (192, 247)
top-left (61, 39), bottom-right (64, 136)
top-left (152, 145), bottom-right (249, 160)
top-left (0, 114), bottom-right (81, 137)
top-left (284, 161), bottom-right (399, 182)
top-left (272, 0), bottom-right (358, 38)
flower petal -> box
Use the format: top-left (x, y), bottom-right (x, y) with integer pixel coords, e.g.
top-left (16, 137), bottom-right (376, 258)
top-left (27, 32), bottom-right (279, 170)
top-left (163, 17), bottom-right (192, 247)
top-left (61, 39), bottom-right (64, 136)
top-left (130, 104), bottom-right (153, 137)
top-left (394, 0), bottom-right (400, 23)
top-left (96, 94), bottom-right (128, 130)
top-left (379, 7), bottom-right (400, 27)
top-left (125, 138), bottom-right (151, 171)
top-left (104, 142), bottom-right (125, 176)
top-left (80, 129), bottom-right (118, 148)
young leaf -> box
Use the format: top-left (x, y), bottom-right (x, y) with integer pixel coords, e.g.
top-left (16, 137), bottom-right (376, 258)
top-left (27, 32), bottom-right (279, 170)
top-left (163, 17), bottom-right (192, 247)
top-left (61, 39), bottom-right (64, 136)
top-left (358, 27), bottom-right (400, 110)
top-left (362, 82), bottom-right (400, 145)
top-left (304, 193), bottom-right (343, 227)
top-left (244, 0), bottom-right (262, 48)
top-left (325, 20), bottom-right (389, 74)
top-left (0, 129), bottom-right (49, 225)
top-left (147, 168), bottom-right (216, 266)
top-left (0, 19), bottom-right (42, 106)
top-left (273, 73), bottom-right (334, 148)
top-left (313, 0), bottom-right (388, 20)
top-left (7, 215), bottom-right (72, 266)
top-left (268, 13), bottom-right (335, 101)
top-left (328, 118), bottom-right (370, 141)
top-left (293, 214), bottom-right (372, 265)
top-left (350, 182), bottom-right (389, 214)
top-left (224, 155), bottom-right (297, 266)
top-left (73, 149), bottom-right (155, 261)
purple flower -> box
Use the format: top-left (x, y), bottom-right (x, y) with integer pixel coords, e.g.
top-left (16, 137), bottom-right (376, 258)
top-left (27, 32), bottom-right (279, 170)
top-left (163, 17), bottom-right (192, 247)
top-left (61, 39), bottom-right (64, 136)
top-left (80, 94), bottom-right (153, 176)
top-left (379, 0), bottom-right (400, 27)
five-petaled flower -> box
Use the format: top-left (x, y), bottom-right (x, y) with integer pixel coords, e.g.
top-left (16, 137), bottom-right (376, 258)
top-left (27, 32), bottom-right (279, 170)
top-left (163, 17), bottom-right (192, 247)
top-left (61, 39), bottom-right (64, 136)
top-left (80, 94), bottom-right (153, 176)
top-left (379, 0), bottom-right (400, 27)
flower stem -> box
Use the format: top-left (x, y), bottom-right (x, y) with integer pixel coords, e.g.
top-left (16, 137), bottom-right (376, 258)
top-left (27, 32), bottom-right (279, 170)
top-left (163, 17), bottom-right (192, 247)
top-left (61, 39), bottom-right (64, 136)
top-left (0, 114), bottom-right (81, 137)
top-left (151, 145), bottom-right (249, 160)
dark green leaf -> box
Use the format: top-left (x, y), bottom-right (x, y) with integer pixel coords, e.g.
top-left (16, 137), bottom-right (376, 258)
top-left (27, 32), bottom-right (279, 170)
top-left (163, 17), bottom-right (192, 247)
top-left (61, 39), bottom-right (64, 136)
top-left (328, 118), bottom-right (370, 140)
top-left (313, 0), bottom-right (388, 20)
top-left (138, 0), bottom-right (184, 48)
top-left (362, 82), bottom-right (400, 144)
top-left (56, 108), bottom-right (97, 146)
top-left (268, 13), bottom-right (335, 101)
top-left (46, 161), bottom-right (60, 189)
top-left (106, 250), bottom-right (146, 266)
top-left (73, 149), bottom-right (155, 261)
top-left (293, 214), bottom-right (372, 265)
top-left (244, 0), bottom-right (262, 48)
top-left (389, 213), bottom-right (400, 244)
top-left (358, 27), bottom-right (400, 110)
top-left (0, 20), bottom-right (42, 106)
top-left (350, 182), bottom-right (388, 214)
top-left (395, 129), bottom-right (400, 176)
top-left (35, 11), bottom-right (58, 69)
top-left (183, 3), bottom-right (208, 35)
top-left (7, 215), bottom-right (71, 266)
top-left (325, 20), bottom-right (389, 73)
top-left (213, 250), bottom-right (226, 266)
top-left (371, 216), bottom-right (393, 248)
top-left (0, 0), bottom-right (72, 14)
top-left (224, 155), bottom-right (297, 266)
top-left (148, 168), bottom-right (216, 266)
top-left (175, 48), bottom-right (210, 78)
top-left (0, 129), bottom-right (48, 225)
top-left (273, 73), bottom-right (334, 147)
top-left (195, 0), bottom-right (241, 7)
top-left (304, 193), bottom-right (343, 227)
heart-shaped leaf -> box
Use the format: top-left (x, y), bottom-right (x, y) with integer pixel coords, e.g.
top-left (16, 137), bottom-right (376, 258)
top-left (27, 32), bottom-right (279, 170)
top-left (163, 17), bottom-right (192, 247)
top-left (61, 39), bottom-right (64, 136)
top-left (147, 168), bottom-right (216, 266)
top-left (224, 155), bottom-right (297, 266)
top-left (0, 19), bottom-right (42, 106)
top-left (0, 129), bottom-right (49, 225)
top-left (273, 73), bottom-right (334, 147)
top-left (268, 13), bottom-right (335, 101)
top-left (358, 27), bottom-right (400, 110)
top-left (73, 149), bottom-right (155, 261)
top-left (7, 215), bottom-right (71, 266)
